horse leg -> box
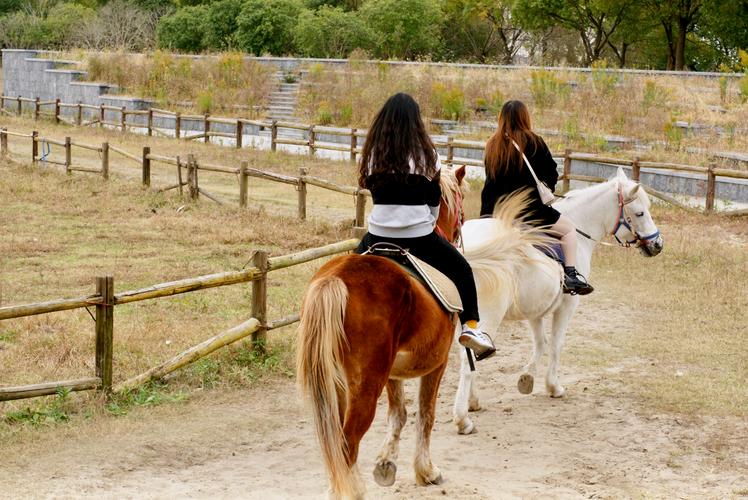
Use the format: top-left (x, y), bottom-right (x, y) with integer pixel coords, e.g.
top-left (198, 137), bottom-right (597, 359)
top-left (453, 345), bottom-right (476, 435)
top-left (414, 365), bottom-right (447, 486)
top-left (546, 298), bottom-right (578, 398)
top-left (373, 379), bottom-right (406, 487)
top-left (518, 317), bottom-right (546, 395)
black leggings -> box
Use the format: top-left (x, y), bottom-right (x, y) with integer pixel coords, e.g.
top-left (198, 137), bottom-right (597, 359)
top-left (355, 231), bottom-right (479, 324)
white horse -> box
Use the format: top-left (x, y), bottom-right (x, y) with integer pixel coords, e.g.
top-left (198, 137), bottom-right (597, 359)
top-left (454, 168), bottom-right (664, 434)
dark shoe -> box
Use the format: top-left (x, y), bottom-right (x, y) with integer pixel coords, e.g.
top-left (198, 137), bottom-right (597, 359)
top-left (563, 267), bottom-right (594, 295)
top-left (458, 327), bottom-right (496, 360)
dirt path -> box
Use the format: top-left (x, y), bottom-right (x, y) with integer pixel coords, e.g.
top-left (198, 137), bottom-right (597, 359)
top-left (1, 298), bottom-right (746, 499)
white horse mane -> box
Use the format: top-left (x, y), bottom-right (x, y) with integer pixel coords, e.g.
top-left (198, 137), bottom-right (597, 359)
top-left (560, 176), bottom-right (651, 210)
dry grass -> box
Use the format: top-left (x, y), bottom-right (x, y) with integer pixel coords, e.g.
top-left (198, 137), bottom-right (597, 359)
top-left (567, 205), bottom-right (747, 417)
top-left (299, 62), bottom-right (748, 169)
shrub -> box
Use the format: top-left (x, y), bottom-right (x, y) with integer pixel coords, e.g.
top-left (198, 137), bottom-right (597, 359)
top-left (196, 90), bottom-right (213, 114)
top-left (204, 0), bottom-right (242, 50)
top-left (590, 60), bottom-right (619, 95)
top-left (0, 3), bottom-right (94, 49)
top-left (293, 5), bottom-right (372, 58)
top-left (359, 0), bottom-right (443, 59)
top-left (530, 70), bottom-right (568, 108)
top-left (156, 5), bottom-right (208, 53)
top-left (316, 102), bottom-right (333, 124)
top-left (431, 82), bottom-right (467, 121)
top-left (78, 0), bottom-right (159, 51)
top-left (235, 0), bottom-right (303, 56)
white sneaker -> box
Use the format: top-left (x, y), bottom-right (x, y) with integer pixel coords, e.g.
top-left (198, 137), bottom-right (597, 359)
top-left (458, 326), bottom-right (496, 361)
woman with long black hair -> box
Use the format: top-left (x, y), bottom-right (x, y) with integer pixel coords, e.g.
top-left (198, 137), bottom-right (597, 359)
top-left (356, 92), bottom-right (496, 360)
top-left (481, 100), bottom-right (593, 295)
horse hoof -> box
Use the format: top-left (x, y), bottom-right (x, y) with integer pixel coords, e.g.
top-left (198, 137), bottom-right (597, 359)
top-left (468, 399), bottom-right (481, 412)
top-left (457, 419), bottom-right (475, 435)
top-left (373, 460), bottom-right (397, 487)
top-left (517, 374), bottom-right (534, 395)
top-left (417, 470), bottom-right (443, 486)
top-left (548, 385), bottom-right (566, 398)
top-left (425, 473), bottom-right (443, 486)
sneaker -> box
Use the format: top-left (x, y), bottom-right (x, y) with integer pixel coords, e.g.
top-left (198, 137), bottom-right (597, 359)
top-left (458, 326), bottom-right (496, 361)
top-left (563, 267), bottom-right (594, 295)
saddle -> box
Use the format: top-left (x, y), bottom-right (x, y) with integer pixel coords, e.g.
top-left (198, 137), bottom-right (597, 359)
top-left (362, 243), bottom-right (463, 314)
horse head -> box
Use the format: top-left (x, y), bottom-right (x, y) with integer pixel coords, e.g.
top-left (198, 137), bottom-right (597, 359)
top-left (612, 168), bottom-right (664, 257)
top-left (436, 165), bottom-right (467, 244)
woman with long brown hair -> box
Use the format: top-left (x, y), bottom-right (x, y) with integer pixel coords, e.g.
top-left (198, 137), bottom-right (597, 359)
top-left (356, 92), bottom-right (496, 360)
top-left (481, 100), bottom-right (593, 295)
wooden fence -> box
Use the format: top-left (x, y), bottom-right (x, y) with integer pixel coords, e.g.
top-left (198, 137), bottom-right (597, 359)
top-left (0, 239), bottom-right (359, 401)
top-left (0, 126), bottom-right (372, 226)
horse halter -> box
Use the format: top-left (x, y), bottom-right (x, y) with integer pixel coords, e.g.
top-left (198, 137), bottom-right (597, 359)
top-left (610, 184), bottom-right (660, 247)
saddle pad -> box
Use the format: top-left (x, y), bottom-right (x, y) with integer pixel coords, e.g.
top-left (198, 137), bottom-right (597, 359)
top-left (362, 242), bottom-right (463, 314)
top-left (404, 253), bottom-right (463, 314)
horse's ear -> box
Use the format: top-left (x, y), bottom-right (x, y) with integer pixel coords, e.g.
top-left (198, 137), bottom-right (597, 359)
top-left (455, 165), bottom-right (466, 184)
top-left (627, 183), bottom-right (641, 198)
top-left (616, 167), bottom-right (628, 182)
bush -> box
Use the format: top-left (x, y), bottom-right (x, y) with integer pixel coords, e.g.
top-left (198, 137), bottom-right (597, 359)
top-left (530, 70), bottom-right (568, 108)
top-left (431, 82), bottom-right (466, 121)
top-left (235, 0), bottom-right (303, 56)
top-left (590, 60), bottom-right (619, 95)
top-left (156, 5), bottom-right (208, 53)
top-left (204, 0), bottom-right (242, 50)
top-left (0, 3), bottom-right (94, 49)
top-left (359, 0), bottom-right (443, 59)
top-left (293, 5), bottom-right (372, 58)
top-left (78, 0), bottom-right (159, 51)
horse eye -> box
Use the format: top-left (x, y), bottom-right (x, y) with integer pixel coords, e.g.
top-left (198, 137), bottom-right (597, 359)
top-left (635, 212), bottom-right (644, 217)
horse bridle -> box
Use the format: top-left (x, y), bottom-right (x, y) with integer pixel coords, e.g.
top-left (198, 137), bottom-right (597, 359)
top-left (577, 183), bottom-right (660, 248)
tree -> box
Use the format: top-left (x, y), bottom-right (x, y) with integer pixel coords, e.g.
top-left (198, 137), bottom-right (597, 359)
top-left (294, 6), bottom-right (373, 58)
top-left (156, 4), bottom-right (208, 52)
top-left (513, 0), bottom-right (640, 65)
top-left (203, 0), bottom-right (242, 50)
top-left (441, 0), bottom-right (525, 63)
top-left (235, 0), bottom-right (303, 56)
top-left (359, 0), bottom-right (443, 60)
top-left (642, 0), bottom-right (702, 70)
top-left (78, 0), bottom-right (160, 51)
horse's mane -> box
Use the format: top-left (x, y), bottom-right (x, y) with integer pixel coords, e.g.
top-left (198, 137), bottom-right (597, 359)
top-left (463, 189), bottom-right (557, 299)
top-left (439, 167), bottom-right (469, 216)
top-left (559, 177), bottom-right (651, 209)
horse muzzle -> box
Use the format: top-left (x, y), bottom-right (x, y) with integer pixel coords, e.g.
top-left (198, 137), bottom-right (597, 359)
top-left (638, 234), bottom-right (664, 257)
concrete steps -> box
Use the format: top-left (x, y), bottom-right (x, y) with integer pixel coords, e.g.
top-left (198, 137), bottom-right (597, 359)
top-left (265, 72), bottom-right (302, 123)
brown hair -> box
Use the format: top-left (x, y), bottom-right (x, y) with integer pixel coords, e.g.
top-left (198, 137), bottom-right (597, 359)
top-left (358, 93), bottom-right (437, 188)
top-left (484, 100), bottom-right (541, 180)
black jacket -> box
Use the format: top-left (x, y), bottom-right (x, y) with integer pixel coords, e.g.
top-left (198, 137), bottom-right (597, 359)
top-left (479, 137), bottom-right (561, 225)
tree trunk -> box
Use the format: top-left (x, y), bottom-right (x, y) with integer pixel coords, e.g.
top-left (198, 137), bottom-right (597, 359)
top-left (674, 17), bottom-right (689, 70)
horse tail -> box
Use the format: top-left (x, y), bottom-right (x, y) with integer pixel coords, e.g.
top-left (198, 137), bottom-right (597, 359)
top-left (465, 189), bottom-right (557, 297)
top-left (296, 275), bottom-right (361, 499)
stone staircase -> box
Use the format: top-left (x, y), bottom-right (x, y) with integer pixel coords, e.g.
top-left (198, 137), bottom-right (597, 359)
top-left (265, 72), bottom-right (301, 122)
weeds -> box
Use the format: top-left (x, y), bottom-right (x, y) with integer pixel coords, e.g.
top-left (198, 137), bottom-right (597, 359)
top-left (4, 389), bottom-right (71, 427)
top-left (106, 382), bottom-right (188, 416)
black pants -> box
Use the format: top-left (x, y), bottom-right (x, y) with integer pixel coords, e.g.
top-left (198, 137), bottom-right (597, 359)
top-left (356, 231), bottom-right (479, 324)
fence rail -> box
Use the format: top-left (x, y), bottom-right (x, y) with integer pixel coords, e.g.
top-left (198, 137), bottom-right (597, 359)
top-left (0, 239), bottom-right (359, 402)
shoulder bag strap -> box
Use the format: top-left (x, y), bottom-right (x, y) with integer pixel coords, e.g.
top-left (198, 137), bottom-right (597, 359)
top-left (511, 139), bottom-right (543, 185)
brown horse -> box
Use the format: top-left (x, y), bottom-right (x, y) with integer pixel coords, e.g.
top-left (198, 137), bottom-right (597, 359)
top-left (296, 166), bottom-right (467, 499)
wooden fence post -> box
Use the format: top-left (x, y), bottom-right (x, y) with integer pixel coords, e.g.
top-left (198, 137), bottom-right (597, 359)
top-left (31, 131), bottom-right (38, 164)
top-left (34, 97), bottom-right (40, 120)
top-left (251, 250), bottom-right (268, 349)
top-left (0, 128), bottom-right (7, 157)
top-left (632, 157), bottom-right (641, 182)
top-left (99, 105), bottom-right (104, 129)
top-left (16, 95), bottom-right (22, 116)
top-left (142, 146), bottom-right (151, 187)
top-left (120, 107), bottom-right (126, 131)
top-left (705, 164), bottom-right (716, 213)
top-left (446, 136), bottom-right (454, 165)
top-left (95, 276), bottom-right (114, 395)
top-left (175, 112), bottom-right (181, 139)
top-left (55, 99), bottom-right (60, 124)
top-left (64, 136), bottom-right (71, 174)
top-left (239, 161), bottom-right (248, 207)
top-left (204, 114), bottom-right (210, 144)
top-left (187, 154), bottom-right (198, 200)
top-left (298, 167), bottom-right (307, 220)
top-left (76, 102), bottom-right (83, 126)
top-left (308, 125), bottom-right (316, 156)
top-left (271, 120), bottom-right (278, 152)
top-left (236, 120), bottom-right (243, 149)
top-left (563, 149), bottom-right (572, 193)
top-left (350, 128), bottom-right (358, 165)
top-left (101, 142), bottom-right (109, 180)
top-left (355, 190), bottom-right (366, 228)
top-left (176, 156), bottom-right (183, 196)
top-left (147, 109), bottom-right (153, 137)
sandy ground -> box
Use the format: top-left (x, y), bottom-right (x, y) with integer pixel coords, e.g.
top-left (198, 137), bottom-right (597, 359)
top-left (2, 294), bottom-right (747, 500)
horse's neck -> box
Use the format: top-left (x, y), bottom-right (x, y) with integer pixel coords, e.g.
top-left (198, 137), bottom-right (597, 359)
top-left (556, 183), bottom-right (620, 265)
